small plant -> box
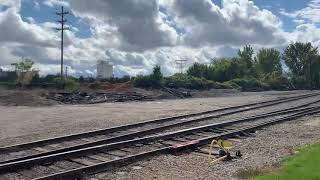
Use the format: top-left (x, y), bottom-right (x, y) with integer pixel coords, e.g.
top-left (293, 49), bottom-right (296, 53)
top-left (15, 58), bottom-right (35, 87)
top-left (54, 77), bottom-right (80, 91)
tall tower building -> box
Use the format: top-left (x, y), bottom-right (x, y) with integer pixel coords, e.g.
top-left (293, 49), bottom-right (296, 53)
top-left (97, 60), bottom-right (113, 79)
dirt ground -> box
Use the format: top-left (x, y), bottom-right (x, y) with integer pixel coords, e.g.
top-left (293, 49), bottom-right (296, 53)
top-left (0, 90), bottom-right (305, 146)
top-left (0, 90), bottom-right (319, 180)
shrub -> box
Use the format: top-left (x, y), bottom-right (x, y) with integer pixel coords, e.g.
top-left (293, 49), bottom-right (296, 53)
top-left (223, 81), bottom-right (241, 90)
top-left (227, 78), bottom-right (270, 91)
top-left (54, 77), bottom-right (80, 91)
top-left (262, 72), bottom-right (292, 90)
top-left (164, 74), bottom-right (232, 90)
top-left (290, 76), bottom-right (309, 89)
top-left (134, 65), bottom-right (163, 89)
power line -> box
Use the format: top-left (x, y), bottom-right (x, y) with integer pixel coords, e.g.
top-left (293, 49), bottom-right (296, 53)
top-left (55, 6), bottom-right (69, 79)
top-left (175, 59), bottom-right (187, 74)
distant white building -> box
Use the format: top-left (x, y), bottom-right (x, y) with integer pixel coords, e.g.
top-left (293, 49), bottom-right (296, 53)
top-left (97, 60), bottom-right (113, 79)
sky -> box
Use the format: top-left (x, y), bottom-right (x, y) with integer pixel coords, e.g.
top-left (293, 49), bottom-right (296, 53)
top-left (0, 0), bottom-right (320, 77)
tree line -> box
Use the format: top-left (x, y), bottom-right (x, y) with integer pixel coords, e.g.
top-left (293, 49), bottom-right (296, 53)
top-left (135, 42), bottom-right (320, 91)
top-left (2, 42), bottom-right (319, 91)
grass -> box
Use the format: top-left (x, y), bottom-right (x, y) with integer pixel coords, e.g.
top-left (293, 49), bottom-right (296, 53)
top-left (253, 143), bottom-right (320, 180)
top-left (236, 167), bottom-right (276, 179)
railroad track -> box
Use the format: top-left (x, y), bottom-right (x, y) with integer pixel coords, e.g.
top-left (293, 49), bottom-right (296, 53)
top-left (0, 93), bottom-right (320, 179)
top-left (0, 93), bottom-right (318, 165)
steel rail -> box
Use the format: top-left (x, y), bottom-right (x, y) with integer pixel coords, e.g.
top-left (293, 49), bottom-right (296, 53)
top-left (0, 92), bottom-right (318, 154)
top-left (0, 105), bottom-right (319, 173)
top-left (33, 107), bottom-right (320, 180)
top-left (2, 98), bottom-right (320, 165)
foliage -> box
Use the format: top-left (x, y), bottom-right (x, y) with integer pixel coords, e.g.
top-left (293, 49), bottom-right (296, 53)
top-left (283, 42), bottom-right (320, 89)
top-left (238, 45), bottom-right (255, 76)
top-left (164, 73), bottom-right (232, 90)
top-left (54, 77), bottom-right (80, 91)
top-left (261, 72), bottom-right (291, 90)
top-left (98, 75), bottom-right (131, 84)
top-left (211, 58), bottom-right (247, 82)
top-left (255, 48), bottom-right (282, 76)
top-left (255, 143), bottom-right (320, 180)
top-left (283, 42), bottom-right (318, 77)
top-left (15, 58), bottom-right (35, 87)
top-left (16, 58), bottom-right (34, 72)
top-left (187, 58), bottom-right (247, 83)
top-left (226, 78), bottom-right (270, 91)
top-left (187, 63), bottom-right (212, 79)
top-left (290, 76), bottom-right (308, 89)
top-left (134, 65), bottom-right (163, 89)
top-left (222, 81), bottom-right (241, 90)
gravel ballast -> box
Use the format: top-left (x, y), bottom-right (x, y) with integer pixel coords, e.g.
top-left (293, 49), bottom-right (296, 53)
top-left (94, 116), bottom-right (320, 180)
top-left (0, 91), bottom-right (307, 146)
top-left (0, 90), bottom-right (319, 180)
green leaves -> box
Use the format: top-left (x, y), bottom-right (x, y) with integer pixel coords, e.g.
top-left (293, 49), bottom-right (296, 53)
top-left (283, 42), bottom-right (318, 76)
top-left (255, 48), bottom-right (282, 76)
top-left (134, 65), bottom-right (164, 89)
top-left (15, 58), bottom-right (34, 87)
top-left (16, 58), bottom-right (34, 72)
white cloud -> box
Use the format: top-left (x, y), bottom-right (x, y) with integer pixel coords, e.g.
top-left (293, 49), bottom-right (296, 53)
top-left (42, 0), bottom-right (69, 8)
top-left (2, 0), bottom-right (320, 77)
top-left (0, 0), bottom-right (21, 10)
top-left (59, 0), bottom-right (179, 51)
top-left (159, 0), bottom-right (287, 48)
top-left (280, 0), bottom-right (320, 23)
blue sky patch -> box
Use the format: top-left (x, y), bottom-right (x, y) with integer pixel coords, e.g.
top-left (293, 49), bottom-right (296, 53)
top-left (0, 4), bottom-right (9, 12)
top-left (20, 0), bottom-right (92, 38)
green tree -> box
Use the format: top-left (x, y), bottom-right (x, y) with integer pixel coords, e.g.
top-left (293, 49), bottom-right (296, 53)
top-left (150, 65), bottom-right (163, 88)
top-left (15, 58), bottom-right (34, 87)
top-left (283, 42), bottom-right (319, 88)
top-left (16, 58), bottom-right (34, 72)
top-left (134, 65), bottom-right (163, 89)
top-left (238, 45), bottom-right (255, 76)
top-left (255, 48), bottom-right (282, 76)
top-left (78, 76), bottom-right (85, 83)
top-left (283, 42), bottom-right (318, 76)
top-left (187, 63), bottom-right (215, 80)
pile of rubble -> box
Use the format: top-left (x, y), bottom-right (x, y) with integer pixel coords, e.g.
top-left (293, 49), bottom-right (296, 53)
top-left (47, 92), bottom-right (153, 104)
top-left (162, 87), bottom-right (192, 98)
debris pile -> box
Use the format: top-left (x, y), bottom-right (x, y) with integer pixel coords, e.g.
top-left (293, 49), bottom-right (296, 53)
top-left (162, 87), bottom-right (192, 98)
top-left (47, 92), bottom-right (152, 104)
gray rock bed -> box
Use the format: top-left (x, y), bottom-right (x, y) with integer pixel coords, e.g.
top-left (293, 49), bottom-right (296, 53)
top-left (94, 116), bottom-right (320, 180)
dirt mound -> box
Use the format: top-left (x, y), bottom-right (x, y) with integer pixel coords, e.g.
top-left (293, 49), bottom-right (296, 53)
top-left (0, 90), bottom-right (56, 106)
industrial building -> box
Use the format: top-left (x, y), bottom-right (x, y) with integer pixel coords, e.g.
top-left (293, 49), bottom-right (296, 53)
top-left (97, 60), bottom-right (113, 79)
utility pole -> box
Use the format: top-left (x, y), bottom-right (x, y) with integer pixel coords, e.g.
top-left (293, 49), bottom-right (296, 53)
top-left (55, 6), bottom-right (69, 79)
top-left (309, 58), bottom-right (312, 90)
top-left (175, 59), bottom-right (187, 74)
top-left (65, 66), bottom-right (68, 78)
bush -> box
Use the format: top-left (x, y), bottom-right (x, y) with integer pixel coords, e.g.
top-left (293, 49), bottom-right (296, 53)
top-left (226, 78), bottom-right (270, 91)
top-left (134, 65), bottom-right (163, 89)
top-left (54, 78), bottom-right (80, 91)
top-left (164, 74), bottom-right (232, 90)
top-left (262, 72), bottom-right (292, 90)
top-left (290, 76), bottom-right (309, 89)
top-left (223, 81), bottom-right (241, 90)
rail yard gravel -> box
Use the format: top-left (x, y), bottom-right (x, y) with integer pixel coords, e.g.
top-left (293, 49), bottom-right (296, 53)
top-left (0, 90), bottom-right (319, 180)
top-left (93, 116), bottom-right (320, 180)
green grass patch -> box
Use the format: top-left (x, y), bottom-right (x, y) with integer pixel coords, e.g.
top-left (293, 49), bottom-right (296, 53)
top-left (254, 143), bottom-right (320, 180)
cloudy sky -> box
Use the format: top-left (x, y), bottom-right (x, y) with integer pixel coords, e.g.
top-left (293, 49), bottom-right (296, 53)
top-left (0, 0), bottom-right (320, 77)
